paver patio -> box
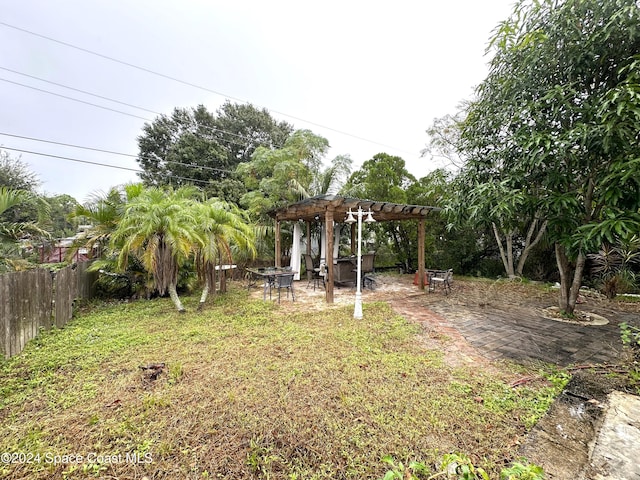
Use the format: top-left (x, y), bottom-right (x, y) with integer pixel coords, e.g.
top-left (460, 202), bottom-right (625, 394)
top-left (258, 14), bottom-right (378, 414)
top-left (394, 289), bottom-right (633, 367)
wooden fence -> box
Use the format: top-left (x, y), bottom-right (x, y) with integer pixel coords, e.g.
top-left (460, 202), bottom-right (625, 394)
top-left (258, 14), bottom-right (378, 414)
top-left (0, 262), bottom-right (97, 359)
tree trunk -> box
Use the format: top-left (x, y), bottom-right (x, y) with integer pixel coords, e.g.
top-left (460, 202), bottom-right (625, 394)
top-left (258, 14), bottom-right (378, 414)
top-left (198, 279), bottom-right (209, 311)
top-left (168, 282), bottom-right (186, 313)
top-left (197, 263), bottom-right (216, 311)
top-left (555, 243), bottom-right (586, 315)
top-left (492, 222), bottom-right (516, 277)
top-left (516, 218), bottom-right (547, 276)
top-left (506, 231), bottom-right (515, 277)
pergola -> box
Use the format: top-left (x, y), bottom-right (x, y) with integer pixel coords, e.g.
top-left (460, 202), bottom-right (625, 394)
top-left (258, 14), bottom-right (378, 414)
top-left (269, 194), bottom-right (441, 303)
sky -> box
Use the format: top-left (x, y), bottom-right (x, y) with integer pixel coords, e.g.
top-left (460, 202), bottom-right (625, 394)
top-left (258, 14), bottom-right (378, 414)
top-left (0, 0), bottom-right (516, 202)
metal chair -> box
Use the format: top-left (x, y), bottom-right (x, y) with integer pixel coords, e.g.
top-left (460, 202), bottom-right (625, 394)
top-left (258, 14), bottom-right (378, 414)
top-left (353, 253), bottom-right (376, 290)
top-left (428, 269), bottom-right (453, 295)
top-left (304, 254), bottom-right (324, 290)
top-left (274, 273), bottom-right (296, 303)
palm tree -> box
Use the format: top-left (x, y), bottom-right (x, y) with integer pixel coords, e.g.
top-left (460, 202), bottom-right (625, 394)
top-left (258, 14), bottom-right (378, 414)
top-left (0, 187), bottom-right (50, 271)
top-left (68, 184), bottom-right (148, 296)
top-left (195, 199), bottom-right (256, 309)
top-left (69, 183), bottom-right (144, 258)
top-left (111, 186), bottom-right (201, 312)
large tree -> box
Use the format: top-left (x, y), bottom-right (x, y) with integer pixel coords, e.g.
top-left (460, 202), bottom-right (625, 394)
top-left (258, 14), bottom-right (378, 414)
top-left (238, 129), bottom-right (330, 217)
top-left (43, 194), bottom-right (79, 238)
top-left (136, 103), bottom-right (293, 203)
top-left (213, 100), bottom-right (293, 165)
top-left (342, 153), bottom-right (419, 270)
top-left (461, 0), bottom-right (640, 313)
top-left (136, 105), bottom-right (230, 188)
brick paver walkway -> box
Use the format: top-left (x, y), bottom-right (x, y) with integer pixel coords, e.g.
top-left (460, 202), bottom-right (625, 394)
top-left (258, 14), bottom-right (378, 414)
top-left (390, 292), bottom-right (634, 367)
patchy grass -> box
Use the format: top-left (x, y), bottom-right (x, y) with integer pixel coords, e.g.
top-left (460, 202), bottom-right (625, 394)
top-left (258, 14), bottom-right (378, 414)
top-left (615, 294), bottom-right (640, 303)
top-left (0, 287), bottom-right (564, 479)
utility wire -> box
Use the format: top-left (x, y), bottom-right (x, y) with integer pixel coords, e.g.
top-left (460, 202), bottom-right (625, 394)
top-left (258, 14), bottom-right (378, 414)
top-left (0, 72), bottom-right (253, 149)
top-left (0, 146), bottom-right (212, 185)
top-left (1, 66), bottom-right (258, 146)
top-left (0, 66), bottom-right (160, 115)
top-left (0, 21), bottom-right (413, 155)
top-left (0, 77), bottom-right (150, 122)
top-left (0, 131), bottom-right (236, 175)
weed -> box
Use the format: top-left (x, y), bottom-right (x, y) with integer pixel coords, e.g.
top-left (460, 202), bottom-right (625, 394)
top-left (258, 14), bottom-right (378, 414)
top-left (379, 454), bottom-right (543, 480)
top-left (620, 322), bottom-right (640, 393)
top-left (500, 461), bottom-right (544, 479)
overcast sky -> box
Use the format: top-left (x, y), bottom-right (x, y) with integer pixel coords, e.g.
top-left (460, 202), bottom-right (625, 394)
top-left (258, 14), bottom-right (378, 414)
top-left (1, 0), bottom-right (516, 202)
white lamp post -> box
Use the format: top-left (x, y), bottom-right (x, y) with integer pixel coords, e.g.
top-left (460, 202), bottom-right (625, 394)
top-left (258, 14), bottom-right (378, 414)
top-left (344, 207), bottom-right (375, 319)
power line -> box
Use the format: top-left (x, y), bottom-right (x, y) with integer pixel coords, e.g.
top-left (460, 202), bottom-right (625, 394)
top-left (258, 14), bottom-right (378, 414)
top-left (0, 66), bottom-right (259, 147)
top-left (0, 77), bottom-right (150, 121)
top-left (0, 146), bottom-right (212, 185)
top-left (0, 66), bottom-right (159, 115)
top-left (0, 21), bottom-right (413, 155)
top-left (0, 132), bottom-right (236, 175)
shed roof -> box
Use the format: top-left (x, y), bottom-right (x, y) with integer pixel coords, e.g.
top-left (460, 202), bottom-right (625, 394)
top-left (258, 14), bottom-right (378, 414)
top-left (269, 194), bottom-right (441, 222)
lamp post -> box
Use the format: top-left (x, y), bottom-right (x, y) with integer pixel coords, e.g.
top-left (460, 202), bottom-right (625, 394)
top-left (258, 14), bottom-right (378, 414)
top-left (344, 207), bottom-right (375, 319)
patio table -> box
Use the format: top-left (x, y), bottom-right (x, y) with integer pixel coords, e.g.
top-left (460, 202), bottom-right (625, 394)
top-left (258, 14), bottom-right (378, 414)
top-left (245, 267), bottom-right (298, 300)
top-left (214, 264), bottom-right (237, 293)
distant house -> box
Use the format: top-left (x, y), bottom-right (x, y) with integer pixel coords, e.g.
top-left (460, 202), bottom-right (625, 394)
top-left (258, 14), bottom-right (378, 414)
top-left (39, 225), bottom-right (95, 263)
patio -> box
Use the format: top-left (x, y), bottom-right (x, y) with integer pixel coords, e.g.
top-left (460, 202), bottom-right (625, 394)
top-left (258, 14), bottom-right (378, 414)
top-left (248, 273), bottom-right (636, 367)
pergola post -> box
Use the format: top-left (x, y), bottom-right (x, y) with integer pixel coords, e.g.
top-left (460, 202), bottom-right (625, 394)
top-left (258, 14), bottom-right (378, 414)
top-left (324, 208), bottom-right (334, 303)
top-left (418, 218), bottom-right (425, 289)
top-left (306, 221), bottom-right (312, 256)
top-left (275, 220), bottom-right (281, 268)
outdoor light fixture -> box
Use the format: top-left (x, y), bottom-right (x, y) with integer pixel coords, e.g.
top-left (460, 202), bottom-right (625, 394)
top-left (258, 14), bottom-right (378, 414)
top-left (345, 210), bottom-right (356, 224)
top-left (344, 207), bottom-right (375, 319)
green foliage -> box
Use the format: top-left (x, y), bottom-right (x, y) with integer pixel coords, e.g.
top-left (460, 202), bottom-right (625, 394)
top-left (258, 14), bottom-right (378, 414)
top-left (41, 193), bottom-right (79, 238)
top-left (619, 321), bottom-right (640, 394)
top-left (588, 235), bottom-right (640, 298)
top-left (620, 322), bottom-right (640, 352)
top-left (0, 185), bottom-right (51, 272)
top-left (136, 102), bottom-right (292, 201)
top-left (499, 461), bottom-right (544, 480)
top-left (343, 153), bottom-right (416, 203)
top-left (237, 129), bottom-right (330, 217)
top-left (380, 455), bottom-right (428, 480)
top-left (459, 0), bottom-right (640, 311)
top-left (0, 150), bottom-right (41, 192)
top-left (111, 186), bottom-right (202, 310)
top-left (342, 153), bottom-right (421, 270)
top-left (379, 454), bottom-right (544, 480)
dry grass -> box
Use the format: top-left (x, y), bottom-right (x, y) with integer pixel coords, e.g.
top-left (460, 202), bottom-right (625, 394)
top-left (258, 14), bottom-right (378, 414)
top-left (0, 279), bottom-right (565, 479)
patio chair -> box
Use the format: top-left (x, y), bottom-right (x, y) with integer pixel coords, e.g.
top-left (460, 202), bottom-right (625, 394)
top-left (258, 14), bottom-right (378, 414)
top-left (274, 273), bottom-right (296, 303)
top-left (428, 269), bottom-right (453, 295)
top-left (304, 254), bottom-right (324, 290)
top-left (353, 253), bottom-right (376, 290)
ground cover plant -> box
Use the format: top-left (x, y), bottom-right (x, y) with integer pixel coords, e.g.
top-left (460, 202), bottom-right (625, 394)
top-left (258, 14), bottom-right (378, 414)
top-left (0, 286), bottom-right (564, 479)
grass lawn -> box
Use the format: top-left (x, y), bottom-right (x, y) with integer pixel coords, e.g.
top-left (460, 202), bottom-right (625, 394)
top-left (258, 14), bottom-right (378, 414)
top-left (0, 286), bottom-right (566, 479)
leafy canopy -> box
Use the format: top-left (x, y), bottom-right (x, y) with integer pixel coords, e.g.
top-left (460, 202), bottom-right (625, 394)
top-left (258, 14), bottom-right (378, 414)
top-left (462, 0), bottom-right (640, 253)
